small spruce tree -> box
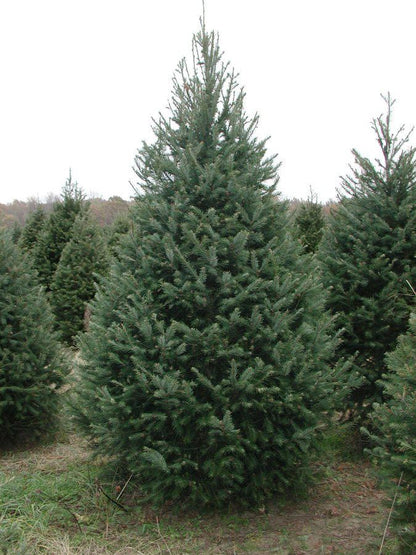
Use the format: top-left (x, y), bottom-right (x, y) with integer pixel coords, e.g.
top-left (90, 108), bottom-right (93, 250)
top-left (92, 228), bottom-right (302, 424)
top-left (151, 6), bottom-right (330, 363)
top-left (106, 212), bottom-right (132, 258)
top-left (10, 222), bottom-right (22, 245)
top-left (366, 311), bottom-right (416, 552)
top-left (33, 173), bottom-right (87, 289)
top-left (320, 94), bottom-right (416, 424)
top-left (294, 189), bottom-right (325, 253)
top-left (72, 26), bottom-right (345, 507)
top-left (50, 213), bottom-right (109, 345)
top-left (0, 230), bottom-right (66, 445)
top-left (19, 205), bottom-right (46, 253)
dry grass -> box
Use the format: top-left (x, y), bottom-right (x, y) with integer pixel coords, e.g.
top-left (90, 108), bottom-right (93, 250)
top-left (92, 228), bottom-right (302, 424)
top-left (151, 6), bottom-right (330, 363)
top-left (1, 434), bottom-right (89, 474)
top-left (0, 436), bottom-right (397, 554)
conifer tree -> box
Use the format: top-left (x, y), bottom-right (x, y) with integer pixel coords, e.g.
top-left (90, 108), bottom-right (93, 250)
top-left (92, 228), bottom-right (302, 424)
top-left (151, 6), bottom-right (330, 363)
top-left (0, 230), bottom-right (66, 444)
top-left (366, 311), bottom-right (416, 552)
top-left (320, 94), bottom-right (416, 423)
top-left (50, 214), bottom-right (109, 345)
top-left (294, 189), bottom-right (325, 253)
top-left (19, 205), bottom-right (46, 253)
top-left (106, 213), bottom-right (131, 258)
top-left (10, 222), bottom-right (22, 245)
top-left (33, 173), bottom-right (87, 289)
top-left (72, 26), bottom-right (345, 507)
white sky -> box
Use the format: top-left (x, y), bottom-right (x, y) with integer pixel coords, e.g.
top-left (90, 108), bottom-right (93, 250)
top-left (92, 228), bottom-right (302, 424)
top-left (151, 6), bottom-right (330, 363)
top-left (1, 0), bottom-right (416, 204)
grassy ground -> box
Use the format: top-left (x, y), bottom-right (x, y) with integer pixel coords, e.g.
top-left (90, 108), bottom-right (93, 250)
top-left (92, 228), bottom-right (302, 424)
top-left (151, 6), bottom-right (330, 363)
top-left (0, 433), bottom-right (398, 554)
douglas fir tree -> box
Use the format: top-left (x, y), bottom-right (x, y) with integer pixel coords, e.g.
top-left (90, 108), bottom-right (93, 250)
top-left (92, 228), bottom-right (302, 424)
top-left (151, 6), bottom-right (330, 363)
top-left (72, 25), bottom-right (345, 507)
top-left (320, 94), bottom-right (416, 425)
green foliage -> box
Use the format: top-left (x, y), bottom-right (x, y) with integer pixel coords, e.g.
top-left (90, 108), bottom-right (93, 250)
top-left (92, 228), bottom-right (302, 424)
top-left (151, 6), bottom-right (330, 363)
top-left (32, 172), bottom-right (87, 290)
top-left (366, 312), bottom-right (416, 552)
top-left (72, 27), bottom-right (346, 508)
top-left (106, 212), bottom-right (132, 258)
top-left (50, 214), bottom-right (109, 345)
top-left (294, 190), bottom-right (325, 253)
top-left (320, 94), bottom-right (416, 423)
top-left (0, 230), bottom-right (66, 445)
top-left (10, 221), bottom-right (22, 244)
top-left (19, 205), bottom-right (46, 253)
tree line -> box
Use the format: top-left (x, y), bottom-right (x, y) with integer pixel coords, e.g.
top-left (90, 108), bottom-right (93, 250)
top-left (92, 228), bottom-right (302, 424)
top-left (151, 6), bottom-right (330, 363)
top-left (0, 193), bottom-right (131, 229)
top-left (1, 24), bottom-right (416, 551)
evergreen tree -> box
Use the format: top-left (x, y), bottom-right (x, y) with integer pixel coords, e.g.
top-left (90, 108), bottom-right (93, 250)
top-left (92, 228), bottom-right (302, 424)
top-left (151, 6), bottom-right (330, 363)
top-left (72, 27), bottom-right (345, 507)
top-left (106, 212), bottom-right (131, 258)
top-left (366, 311), bottom-right (416, 552)
top-left (294, 189), bottom-right (325, 253)
top-left (0, 230), bottom-right (66, 444)
top-left (50, 213), bottom-right (109, 345)
top-left (10, 222), bottom-right (22, 245)
top-left (33, 173), bottom-right (87, 289)
top-left (320, 94), bottom-right (416, 424)
top-left (19, 205), bottom-right (46, 253)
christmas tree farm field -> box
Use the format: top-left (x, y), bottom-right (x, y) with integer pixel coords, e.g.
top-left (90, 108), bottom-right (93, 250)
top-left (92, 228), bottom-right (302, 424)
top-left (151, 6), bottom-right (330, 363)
top-left (0, 432), bottom-right (397, 554)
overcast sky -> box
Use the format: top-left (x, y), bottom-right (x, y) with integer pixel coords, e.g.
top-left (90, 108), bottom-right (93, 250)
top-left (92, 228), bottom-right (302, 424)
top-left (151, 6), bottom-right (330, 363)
top-left (1, 0), bottom-right (416, 204)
